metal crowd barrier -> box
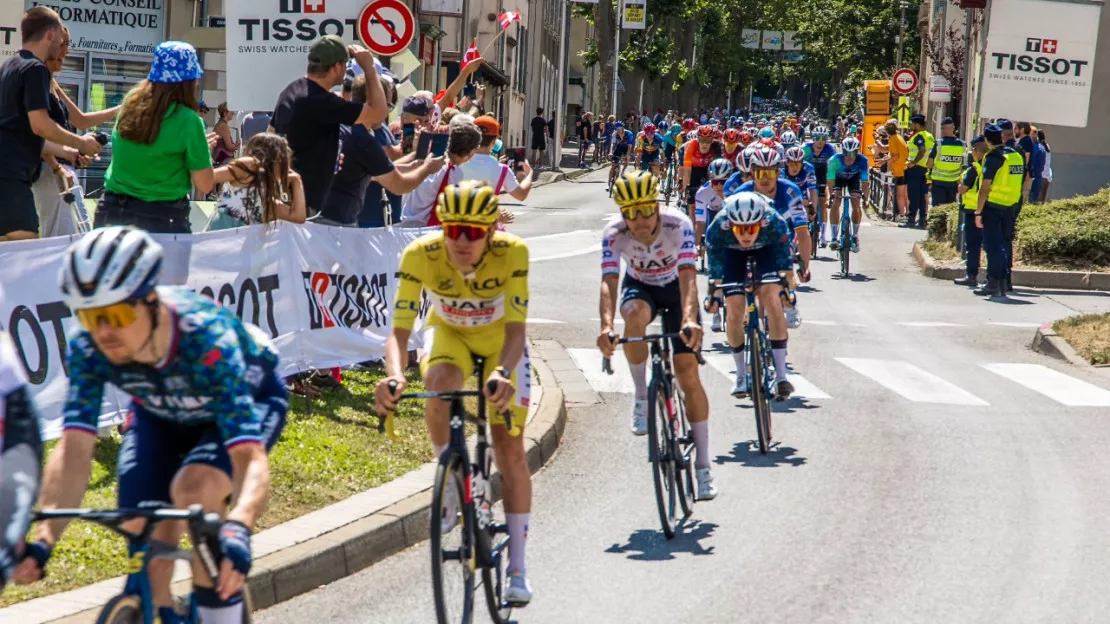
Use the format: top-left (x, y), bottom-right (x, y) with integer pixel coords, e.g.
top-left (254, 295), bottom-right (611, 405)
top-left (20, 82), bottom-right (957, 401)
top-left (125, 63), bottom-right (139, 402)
top-left (868, 169), bottom-right (897, 220)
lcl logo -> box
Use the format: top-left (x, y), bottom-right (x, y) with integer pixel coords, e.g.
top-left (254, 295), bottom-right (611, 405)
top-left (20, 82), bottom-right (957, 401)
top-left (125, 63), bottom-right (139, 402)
top-left (1026, 38), bottom-right (1058, 54)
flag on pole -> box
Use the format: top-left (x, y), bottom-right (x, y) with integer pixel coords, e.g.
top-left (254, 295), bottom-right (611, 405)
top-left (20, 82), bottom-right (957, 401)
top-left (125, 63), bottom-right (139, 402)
top-left (498, 11), bottom-right (521, 30)
top-left (461, 40), bottom-right (481, 69)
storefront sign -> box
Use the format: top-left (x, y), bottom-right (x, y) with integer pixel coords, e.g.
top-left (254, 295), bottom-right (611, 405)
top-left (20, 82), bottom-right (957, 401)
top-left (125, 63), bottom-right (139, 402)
top-left (761, 30), bottom-right (783, 50)
top-left (25, 0), bottom-right (166, 55)
top-left (417, 0), bottom-right (463, 17)
top-left (979, 0), bottom-right (1100, 127)
top-left (621, 0), bottom-right (645, 29)
top-left (1, 2), bottom-right (20, 59)
top-left (741, 29), bottom-right (760, 50)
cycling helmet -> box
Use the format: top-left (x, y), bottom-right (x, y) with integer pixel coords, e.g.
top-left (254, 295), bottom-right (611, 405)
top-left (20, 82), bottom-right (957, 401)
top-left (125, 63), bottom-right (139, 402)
top-left (723, 128), bottom-right (741, 144)
top-left (612, 170), bottom-right (659, 208)
top-left (812, 126), bottom-right (829, 140)
top-left (61, 226), bottom-right (163, 311)
top-left (724, 191), bottom-right (770, 226)
top-left (759, 127), bottom-right (775, 140)
top-left (780, 131), bottom-right (797, 147)
top-left (615, 121), bottom-right (625, 129)
top-left (739, 130), bottom-right (754, 145)
top-left (737, 146), bottom-right (757, 173)
top-left (708, 158), bottom-right (733, 180)
top-left (436, 180), bottom-right (501, 226)
top-left (683, 118), bottom-right (697, 131)
top-left (841, 137), bottom-right (861, 153)
top-left (686, 130), bottom-right (698, 141)
top-left (697, 125), bottom-right (715, 139)
top-left (748, 144), bottom-right (782, 168)
top-left (711, 127), bottom-right (723, 140)
top-left (668, 124), bottom-right (682, 135)
top-left (643, 123), bottom-right (656, 135)
top-left (785, 146), bottom-right (806, 162)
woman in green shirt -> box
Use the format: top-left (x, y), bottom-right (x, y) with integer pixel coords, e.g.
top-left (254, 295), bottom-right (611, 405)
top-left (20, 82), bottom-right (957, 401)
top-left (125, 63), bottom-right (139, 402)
top-left (94, 41), bottom-right (216, 233)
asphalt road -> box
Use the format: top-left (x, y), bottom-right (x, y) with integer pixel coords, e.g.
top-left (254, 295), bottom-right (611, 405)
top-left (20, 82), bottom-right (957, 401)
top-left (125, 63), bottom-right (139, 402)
top-left (258, 169), bottom-right (1110, 623)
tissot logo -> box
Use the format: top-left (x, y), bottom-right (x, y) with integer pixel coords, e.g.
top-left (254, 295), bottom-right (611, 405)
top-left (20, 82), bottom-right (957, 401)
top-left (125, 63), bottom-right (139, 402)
top-left (281, 0), bottom-right (327, 13)
top-left (1025, 38), bottom-right (1057, 54)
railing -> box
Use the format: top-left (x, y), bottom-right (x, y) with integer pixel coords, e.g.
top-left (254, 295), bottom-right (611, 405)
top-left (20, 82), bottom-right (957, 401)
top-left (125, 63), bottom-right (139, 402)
top-left (867, 168), bottom-right (898, 220)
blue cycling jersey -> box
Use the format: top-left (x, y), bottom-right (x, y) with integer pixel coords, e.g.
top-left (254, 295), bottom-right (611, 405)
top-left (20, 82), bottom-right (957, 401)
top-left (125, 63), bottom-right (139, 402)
top-left (63, 287), bottom-right (282, 449)
top-left (827, 153), bottom-right (871, 182)
top-left (782, 162), bottom-right (817, 198)
top-left (721, 178), bottom-right (809, 230)
top-left (803, 142), bottom-right (837, 181)
top-left (705, 207), bottom-right (794, 281)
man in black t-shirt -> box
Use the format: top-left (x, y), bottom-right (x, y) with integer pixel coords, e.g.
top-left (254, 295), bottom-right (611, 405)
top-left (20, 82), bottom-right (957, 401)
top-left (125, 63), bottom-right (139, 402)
top-left (270, 35), bottom-right (390, 216)
top-left (0, 7), bottom-right (101, 241)
top-left (530, 107), bottom-right (548, 166)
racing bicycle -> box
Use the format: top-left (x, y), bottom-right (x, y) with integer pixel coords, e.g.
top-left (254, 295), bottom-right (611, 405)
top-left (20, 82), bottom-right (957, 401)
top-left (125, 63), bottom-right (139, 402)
top-left (384, 360), bottom-right (518, 624)
top-left (33, 506), bottom-right (250, 624)
top-left (835, 191), bottom-right (854, 277)
top-left (807, 206), bottom-right (821, 260)
top-left (661, 158), bottom-right (677, 205)
top-left (608, 156), bottom-right (629, 196)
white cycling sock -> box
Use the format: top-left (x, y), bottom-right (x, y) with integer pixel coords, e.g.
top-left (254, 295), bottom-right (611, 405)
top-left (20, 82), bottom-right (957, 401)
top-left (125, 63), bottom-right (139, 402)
top-left (629, 360), bottom-right (648, 400)
top-left (772, 346), bottom-right (789, 383)
top-left (507, 513), bottom-right (529, 575)
top-left (831, 224), bottom-right (840, 240)
top-left (852, 223), bottom-right (860, 236)
top-left (432, 443), bottom-right (448, 461)
top-left (195, 588), bottom-right (243, 624)
top-left (690, 420), bottom-right (711, 469)
top-left (731, 347), bottom-right (745, 378)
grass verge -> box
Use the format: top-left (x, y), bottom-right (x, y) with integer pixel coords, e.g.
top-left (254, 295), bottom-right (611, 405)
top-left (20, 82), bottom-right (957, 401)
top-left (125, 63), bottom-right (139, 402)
top-left (2, 367), bottom-right (430, 607)
top-left (1053, 314), bottom-right (1110, 365)
top-left (920, 239), bottom-right (960, 262)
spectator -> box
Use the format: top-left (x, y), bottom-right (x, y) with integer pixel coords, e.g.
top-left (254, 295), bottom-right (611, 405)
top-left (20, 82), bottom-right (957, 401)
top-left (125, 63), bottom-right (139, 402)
top-left (400, 59), bottom-right (482, 132)
top-left (1038, 129), bottom-right (1052, 203)
top-left (0, 7), bottom-right (101, 242)
top-left (576, 111), bottom-right (592, 167)
top-left (884, 118), bottom-right (908, 219)
top-left (270, 35), bottom-right (389, 216)
top-left (459, 115), bottom-right (533, 204)
top-left (319, 75), bottom-right (445, 227)
top-left (1016, 121), bottom-right (1044, 204)
top-left (592, 115), bottom-right (606, 164)
top-left (94, 41), bottom-right (211, 234)
top-left (198, 100), bottom-right (211, 117)
top-left (871, 127), bottom-right (890, 172)
top-left (547, 113), bottom-right (556, 150)
top-left (361, 73), bottom-right (415, 228)
top-left (208, 133), bottom-right (306, 229)
top-left (398, 116), bottom-right (483, 226)
top-left (530, 107), bottom-right (547, 166)
top-left (212, 102), bottom-right (239, 165)
top-left (240, 110), bottom-right (272, 144)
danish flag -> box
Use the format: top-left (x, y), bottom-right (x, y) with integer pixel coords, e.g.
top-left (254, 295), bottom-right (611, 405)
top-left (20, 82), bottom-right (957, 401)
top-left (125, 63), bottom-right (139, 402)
top-left (498, 11), bottom-right (521, 30)
top-left (461, 40), bottom-right (481, 69)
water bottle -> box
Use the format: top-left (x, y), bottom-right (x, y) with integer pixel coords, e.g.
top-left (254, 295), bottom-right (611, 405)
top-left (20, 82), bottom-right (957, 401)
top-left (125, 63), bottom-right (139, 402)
top-left (472, 470), bottom-right (491, 529)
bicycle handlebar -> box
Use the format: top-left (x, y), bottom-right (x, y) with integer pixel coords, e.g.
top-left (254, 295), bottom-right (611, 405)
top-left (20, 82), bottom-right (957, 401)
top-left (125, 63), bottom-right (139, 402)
top-left (381, 379), bottom-right (517, 436)
top-left (600, 329), bottom-right (706, 374)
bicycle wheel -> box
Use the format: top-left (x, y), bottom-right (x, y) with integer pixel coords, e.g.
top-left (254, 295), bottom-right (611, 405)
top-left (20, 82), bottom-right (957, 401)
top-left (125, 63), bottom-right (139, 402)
top-left (673, 386), bottom-right (696, 517)
top-left (95, 594), bottom-right (141, 624)
top-left (481, 533), bottom-right (513, 623)
top-left (810, 219), bottom-right (819, 259)
top-left (748, 327), bottom-right (772, 455)
top-left (647, 379), bottom-right (679, 538)
top-left (431, 453), bottom-right (475, 624)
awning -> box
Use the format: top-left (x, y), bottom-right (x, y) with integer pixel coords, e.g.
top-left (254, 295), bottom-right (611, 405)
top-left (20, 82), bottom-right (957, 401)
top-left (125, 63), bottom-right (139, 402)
top-left (477, 64), bottom-right (510, 87)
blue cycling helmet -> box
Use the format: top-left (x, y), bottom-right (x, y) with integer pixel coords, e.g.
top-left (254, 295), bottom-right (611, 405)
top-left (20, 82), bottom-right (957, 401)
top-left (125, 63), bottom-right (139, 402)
top-left (668, 124), bottom-right (681, 135)
top-left (615, 121), bottom-right (624, 128)
top-left (759, 127), bottom-right (775, 140)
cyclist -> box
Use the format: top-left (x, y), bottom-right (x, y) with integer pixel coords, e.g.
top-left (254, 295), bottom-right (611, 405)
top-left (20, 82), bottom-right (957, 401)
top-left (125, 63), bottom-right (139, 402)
top-left (15, 227), bottom-right (287, 624)
top-left (780, 131), bottom-right (798, 151)
top-left (705, 192), bottom-right (795, 399)
top-left (783, 146), bottom-right (819, 226)
top-left (682, 125), bottom-right (724, 223)
top-left (695, 159), bottom-right (734, 332)
top-left (374, 182), bottom-right (535, 605)
top-left (597, 171), bottom-right (715, 499)
top-left (722, 128), bottom-right (743, 165)
top-left (827, 136), bottom-right (871, 253)
top-left (608, 122), bottom-right (634, 191)
top-left (635, 123), bottom-right (665, 176)
top-left (803, 127), bottom-right (837, 247)
top-left (661, 124), bottom-right (685, 183)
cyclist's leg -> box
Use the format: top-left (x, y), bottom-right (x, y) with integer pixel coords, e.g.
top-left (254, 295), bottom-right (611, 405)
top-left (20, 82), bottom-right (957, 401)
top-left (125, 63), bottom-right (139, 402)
top-left (754, 254), bottom-right (789, 386)
top-left (829, 188), bottom-right (844, 242)
top-left (850, 187), bottom-right (863, 240)
top-left (720, 250), bottom-right (750, 387)
top-left (419, 326), bottom-right (474, 456)
top-left (817, 191), bottom-right (829, 243)
top-left (619, 277), bottom-right (656, 403)
top-left (659, 284), bottom-right (711, 472)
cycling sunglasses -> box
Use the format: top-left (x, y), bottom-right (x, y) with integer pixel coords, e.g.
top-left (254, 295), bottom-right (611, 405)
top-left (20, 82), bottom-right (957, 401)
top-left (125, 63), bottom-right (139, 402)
top-left (731, 223), bottom-right (761, 238)
top-left (710, 179), bottom-right (726, 186)
top-left (443, 223), bottom-right (490, 241)
top-left (753, 168), bottom-right (778, 179)
top-left (620, 202), bottom-right (658, 220)
top-left (76, 301), bottom-right (139, 330)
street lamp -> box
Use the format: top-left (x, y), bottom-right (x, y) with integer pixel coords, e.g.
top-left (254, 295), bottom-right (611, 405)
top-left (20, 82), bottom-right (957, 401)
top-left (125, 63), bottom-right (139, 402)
top-left (896, 0), bottom-right (908, 67)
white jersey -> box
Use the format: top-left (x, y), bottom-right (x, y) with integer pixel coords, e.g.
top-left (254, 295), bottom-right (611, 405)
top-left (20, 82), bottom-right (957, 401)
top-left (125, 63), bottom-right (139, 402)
top-left (601, 208), bottom-right (697, 286)
top-left (694, 183), bottom-right (724, 224)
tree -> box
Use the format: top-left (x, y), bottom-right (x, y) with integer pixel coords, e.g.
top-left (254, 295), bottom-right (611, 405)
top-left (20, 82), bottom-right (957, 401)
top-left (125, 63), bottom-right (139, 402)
top-left (924, 23), bottom-right (967, 121)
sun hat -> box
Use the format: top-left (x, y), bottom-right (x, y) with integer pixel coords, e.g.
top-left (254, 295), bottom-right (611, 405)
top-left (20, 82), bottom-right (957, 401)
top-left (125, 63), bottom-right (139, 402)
top-left (148, 41), bottom-right (203, 84)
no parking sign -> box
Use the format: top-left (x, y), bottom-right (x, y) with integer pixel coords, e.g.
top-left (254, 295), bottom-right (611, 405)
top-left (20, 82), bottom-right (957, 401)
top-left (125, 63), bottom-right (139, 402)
top-left (358, 0), bottom-right (415, 56)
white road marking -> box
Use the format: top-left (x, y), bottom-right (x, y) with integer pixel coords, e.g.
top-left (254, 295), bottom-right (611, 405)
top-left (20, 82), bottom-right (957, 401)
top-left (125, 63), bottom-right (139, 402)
top-left (804, 320), bottom-right (838, 326)
top-left (568, 348), bottom-right (634, 393)
top-left (897, 322), bottom-right (967, 328)
top-left (835, 358), bottom-right (989, 406)
top-left (981, 363), bottom-right (1110, 407)
top-left (704, 352), bottom-right (831, 399)
top-left (527, 318), bottom-right (565, 324)
top-left (522, 229), bottom-right (593, 242)
top-left (984, 322), bottom-right (1045, 328)
top-left (533, 244), bottom-right (602, 262)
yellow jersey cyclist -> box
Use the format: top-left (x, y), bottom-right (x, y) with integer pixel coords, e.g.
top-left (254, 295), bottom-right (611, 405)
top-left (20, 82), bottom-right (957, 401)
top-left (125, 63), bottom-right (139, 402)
top-left (597, 171), bottom-right (716, 500)
top-left (374, 181), bottom-right (535, 605)
top-left (14, 227), bottom-right (287, 624)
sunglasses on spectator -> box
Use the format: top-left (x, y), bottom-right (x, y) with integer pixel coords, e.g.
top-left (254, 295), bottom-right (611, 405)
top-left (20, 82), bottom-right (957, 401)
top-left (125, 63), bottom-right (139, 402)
top-left (620, 202), bottom-right (658, 220)
top-left (753, 168), bottom-right (777, 179)
top-left (76, 301), bottom-right (139, 330)
top-left (731, 224), bottom-right (761, 238)
top-left (443, 223), bottom-right (490, 241)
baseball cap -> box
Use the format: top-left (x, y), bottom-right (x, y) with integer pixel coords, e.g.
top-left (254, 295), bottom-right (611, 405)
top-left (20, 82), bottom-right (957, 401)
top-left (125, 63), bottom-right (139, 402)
top-left (997, 118), bottom-right (1014, 130)
top-left (474, 115), bottom-right (501, 136)
top-left (308, 35), bottom-right (349, 67)
top-left (402, 96), bottom-right (432, 117)
top-left (198, 100), bottom-right (210, 113)
top-left (941, 117), bottom-right (955, 126)
top-left (910, 114), bottom-right (926, 124)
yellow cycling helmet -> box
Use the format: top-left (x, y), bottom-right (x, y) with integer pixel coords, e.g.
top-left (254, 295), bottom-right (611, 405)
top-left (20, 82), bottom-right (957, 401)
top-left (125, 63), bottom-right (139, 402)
top-left (436, 180), bottom-right (501, 226)
top-left (612, 170), bottom-right (658, 208)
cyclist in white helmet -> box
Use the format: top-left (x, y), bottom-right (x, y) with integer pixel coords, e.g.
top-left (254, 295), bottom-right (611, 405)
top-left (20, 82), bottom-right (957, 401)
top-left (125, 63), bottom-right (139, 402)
top-left (704, 192), bottom-right (796, 399)
top-left (695, 158), bottom-right (734, 331)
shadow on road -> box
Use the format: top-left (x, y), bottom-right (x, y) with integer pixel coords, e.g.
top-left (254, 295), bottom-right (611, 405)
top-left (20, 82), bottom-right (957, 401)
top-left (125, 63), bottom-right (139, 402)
top-left (831, 273), bottom-right (876, 283)
top-left (604, 520), bottom-right (718, 561)
top-left (985, 296), bottom-right (1034, 306)
top-left (713, 442), bottom-right (807, 468)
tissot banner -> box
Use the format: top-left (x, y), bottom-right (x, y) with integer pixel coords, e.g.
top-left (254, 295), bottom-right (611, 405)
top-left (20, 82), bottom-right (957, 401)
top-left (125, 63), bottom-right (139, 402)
top-left (979, 0), bottom-right (1100, 127)
top-left (2, 2), bottom-right (22, 59)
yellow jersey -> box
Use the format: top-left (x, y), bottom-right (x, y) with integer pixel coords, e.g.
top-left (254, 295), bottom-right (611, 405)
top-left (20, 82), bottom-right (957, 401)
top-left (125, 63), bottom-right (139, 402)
top-left (394, 231), bottom-right (530, 333)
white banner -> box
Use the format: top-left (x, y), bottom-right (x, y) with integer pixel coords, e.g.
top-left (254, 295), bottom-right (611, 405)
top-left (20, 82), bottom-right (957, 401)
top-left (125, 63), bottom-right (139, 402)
top-left (25, 0), bottom-right (166, 55)
top-left (0, 223), bottom-right (431, 440)
top-left (741, 28), bottom-right (761, 50)
top-left (761, 30), bottom-right (783, 50)
top-left (621, 0), bottom-right (646, 29)
top-left (226, 0), bottom-right (372, 112)
top-left (418, 0), bottom-right (464, 15)
top-left (1, 2), bottom-right (20, 60)
top-left (783, 31), bottom-right (803, 51)
top-left (979, 0), bottom-right (1100, 127)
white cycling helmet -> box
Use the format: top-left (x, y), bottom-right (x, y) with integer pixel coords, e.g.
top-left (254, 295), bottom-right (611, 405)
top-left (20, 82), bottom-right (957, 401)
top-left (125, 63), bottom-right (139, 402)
top-left (780, 131), bottom-right (798, 147)
top-left (724, 191), bottom-right (770, 226)
top-left (748, 144), bottom-right (782, 169)
top-left (60, 226), bottom-right (163, 310)
top-left (686, 130), bottom-right (698, 142)
top-left (841, 137), bottom-right (861, 152)
top-left (736, 146), bottom-right (757, 173)
top-left (708, 158), bottom-right (733, 180)
top-left (785, 146), bottom-right (806, 162)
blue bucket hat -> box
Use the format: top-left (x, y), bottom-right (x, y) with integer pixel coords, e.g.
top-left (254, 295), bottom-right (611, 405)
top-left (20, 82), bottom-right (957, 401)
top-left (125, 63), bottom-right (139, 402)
top-left (148, 41), bottom-right (203, 84)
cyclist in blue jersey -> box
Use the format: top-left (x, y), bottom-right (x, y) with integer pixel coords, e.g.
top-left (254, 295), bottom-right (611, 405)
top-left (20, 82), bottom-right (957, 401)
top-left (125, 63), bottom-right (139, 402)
top-left (827, 137), bottom-right (871, 253)
top-left (662, 124), bottom-right (684, 171)
top-left (705, 192), bottom-right (795, 400)
top-left (803, 127), bottom-right (837, 247)
top-left (783, 146), bottom-right (818, 217)
top-left (13, 227), bottom-right (287, 623)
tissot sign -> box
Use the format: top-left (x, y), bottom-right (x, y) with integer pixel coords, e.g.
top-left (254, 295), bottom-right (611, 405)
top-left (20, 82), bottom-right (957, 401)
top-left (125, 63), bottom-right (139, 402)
top-left (1, 2), bottom-right (19, 59)
top-left (979, 0), bottom-right (1100, 127)
top-left (25, 0), bottom-right (166, 55)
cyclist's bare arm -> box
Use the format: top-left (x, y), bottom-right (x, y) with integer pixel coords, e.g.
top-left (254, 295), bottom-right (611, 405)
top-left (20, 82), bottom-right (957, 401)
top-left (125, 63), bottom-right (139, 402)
top-left (29, 431), bottom-right (95, 547)
top-left (226, 445), bottom-right (270, 530)
top-left (597, 275), bottom-right (621, 355)
top-left (678, 268), bottom-right (701, 327)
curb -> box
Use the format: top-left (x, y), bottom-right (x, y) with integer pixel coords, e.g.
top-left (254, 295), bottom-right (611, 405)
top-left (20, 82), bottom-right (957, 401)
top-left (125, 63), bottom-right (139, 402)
top-left (1031, 325), bottom-right (1092, 368)
top-left (912, 241), bottom-right (1110, 291)
top-left (43, 352), bottom-right (569, 624)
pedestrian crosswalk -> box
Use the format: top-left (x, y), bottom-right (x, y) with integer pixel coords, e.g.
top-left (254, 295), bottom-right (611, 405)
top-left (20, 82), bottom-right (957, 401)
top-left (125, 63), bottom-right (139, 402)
top-left (566, 346), bottom-right (1110, 409)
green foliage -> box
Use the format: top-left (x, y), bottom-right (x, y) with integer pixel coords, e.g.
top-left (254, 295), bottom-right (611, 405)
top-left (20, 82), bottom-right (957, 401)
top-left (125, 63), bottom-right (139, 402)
top-left (579, 39), bottom-right (601, 69)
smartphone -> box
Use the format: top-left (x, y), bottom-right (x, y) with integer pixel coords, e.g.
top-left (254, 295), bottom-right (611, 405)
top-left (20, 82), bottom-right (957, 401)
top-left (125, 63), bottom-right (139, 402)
top-left (462, 83), bottom-right (477, 99)
top-left (416, 132), bottom-right (449, 159)
top-left (402, 123), bottom-right (415, 136)
top-left (509, 147), bottom-right (526, 171)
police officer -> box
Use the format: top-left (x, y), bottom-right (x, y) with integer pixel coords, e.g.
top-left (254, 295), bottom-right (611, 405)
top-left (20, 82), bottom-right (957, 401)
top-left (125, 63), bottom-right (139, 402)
top-left (974, 125), bottom-right (1024, 297)
top-left (905, 114), bottom-right (934, 228)
top-left (953, 135), bottom-right (988, 288)
top-left (928, 117), bottom-right (965, 207)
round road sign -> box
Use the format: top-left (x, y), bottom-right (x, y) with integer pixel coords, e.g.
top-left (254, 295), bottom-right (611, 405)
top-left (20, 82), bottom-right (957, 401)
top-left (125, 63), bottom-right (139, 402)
top-left (892, 68), bottom-right (918, 95)
top-left (358, 0), bottom-right (415, 57)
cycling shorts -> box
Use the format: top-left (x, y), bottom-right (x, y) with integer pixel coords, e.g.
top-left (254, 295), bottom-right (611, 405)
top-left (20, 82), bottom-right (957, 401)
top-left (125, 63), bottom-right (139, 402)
top-left (420, 325), bottom-right (532, 428)
top-left (664, 144), bottom-right (676, 161)
top-left (117, 369), bottom-right (287, 508)
top-left (619, 274), bottom-right (699, 356)
top-left (640, 151), bottom-right (661, 167)
top-left (816, 184), bottom-right (827, 197)
top-left (685, 171), bottom-right (708, 204)
top-left (832, 175), bottom-right (862, 194)
top-left (720, 247), bottom-right (782, 298)
top-left (612, 143), bottom-right (630, 159)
